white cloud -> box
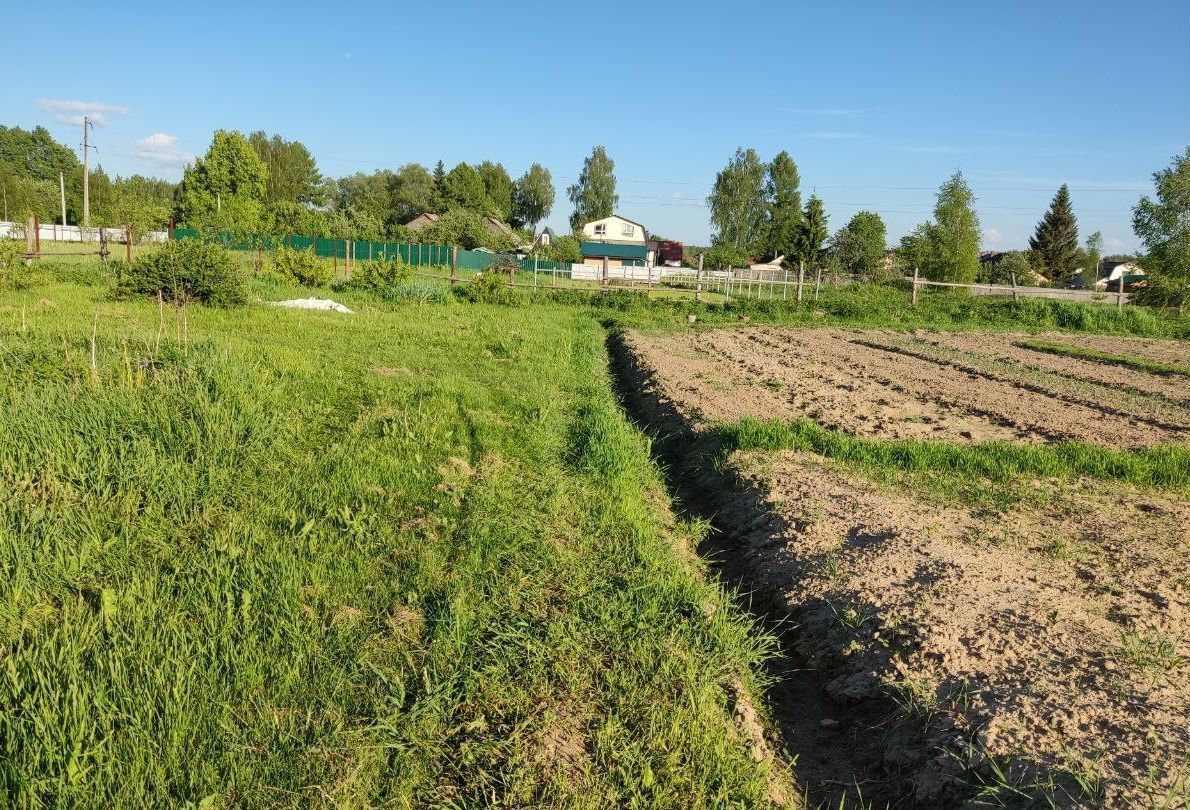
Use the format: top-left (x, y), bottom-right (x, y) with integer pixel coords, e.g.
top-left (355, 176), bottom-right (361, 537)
top-left (39, 99), bottom-right (131, 126)
top-left (1106, 237), bottom-right (1127, 250)
top-left (132, 133), bottom-right (192, 169)
top-left (982, 227), bottom-right (1005, 248)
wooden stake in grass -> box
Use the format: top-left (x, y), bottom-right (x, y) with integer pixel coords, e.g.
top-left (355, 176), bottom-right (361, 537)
top-left (911, 266), bottom-right (920, 306)
top-left (797, 262), bottom-right (805, 303)
top-left (156, 290), bottom-right (165, 353)
top-left (90, 309), bottom-right (99, 377)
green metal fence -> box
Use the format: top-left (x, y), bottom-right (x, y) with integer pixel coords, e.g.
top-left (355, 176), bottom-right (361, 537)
top-left (172, 228), bottom-right (508, 270)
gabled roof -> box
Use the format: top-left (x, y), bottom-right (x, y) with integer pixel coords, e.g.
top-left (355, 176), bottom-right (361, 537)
top-left (584, 214), bottom-right (647, 231)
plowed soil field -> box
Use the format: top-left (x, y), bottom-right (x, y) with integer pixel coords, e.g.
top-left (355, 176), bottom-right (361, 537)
top-left (619, 327), bottom-right (1190, 808)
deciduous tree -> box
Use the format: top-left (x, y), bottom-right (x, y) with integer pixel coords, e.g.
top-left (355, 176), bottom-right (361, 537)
top-left (477, 161), bottom-right (514, 220)
top-left (1133, 147), bottom-right (1190, 308)
top-left (1081, 230), bottom-right (1103, 287)
top-left (707, 147), bottom-right (767, 253)
top-left (512, 164), bottom-right (555, 230)
top-left (923, 171), bottom-right (981, 284)
top-left (390, 163), bottom-right (440, 224)
top-left (832, 211), bottom-right (886, 277)
top-left (442, 162), bottom-right (488, 212)
top-left (248, 132), bottom-right (325, 207)
top-left (567, 146), bottom-right (617, 233)
top-left (174, 130), bottom-right (268, 234)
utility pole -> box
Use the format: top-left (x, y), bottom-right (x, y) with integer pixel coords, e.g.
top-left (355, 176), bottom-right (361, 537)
top-left (59, 172), bottom-right (67, 226)
top-left (81, 116), bottom-right (94, 228)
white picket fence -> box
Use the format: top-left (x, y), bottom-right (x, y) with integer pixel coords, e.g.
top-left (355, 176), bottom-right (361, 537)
top-left (567, 264), bottom-right (719, 283)
top-left (0, 221), bottom-right (168, 244)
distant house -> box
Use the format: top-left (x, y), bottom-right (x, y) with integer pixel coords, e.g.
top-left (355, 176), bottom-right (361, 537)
top-left (579, 215), bottom-right (652, 266)
top-left (405, 212), bottom-right (441, 231)
top-left (531, 227), bottom-right (555, 251)
top-left (405, 212), bottom-right (516, 240)
top-left (1095, 260), bottom-right (1146, 290)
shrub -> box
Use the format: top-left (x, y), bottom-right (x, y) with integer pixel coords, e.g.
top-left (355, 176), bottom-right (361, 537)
top-left (0, 239), bottom-right (33, 289)
top-left (331, 255), bottom-right (449, 303)
top-left (270, 245), bottom-right (333, 287)
top-left (455, 269), bottom-right (515, 305)
top-left (348, 255), bottom-right (414, 289)
top-left (114, 240), bottom-right (248, 306)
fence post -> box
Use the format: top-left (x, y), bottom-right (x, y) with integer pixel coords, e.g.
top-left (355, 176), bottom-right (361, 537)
top-left (450, 246), bottom-right (458, 287)
top-left (24, 216), bottom-right (36, 261)
top-left (696, 253), bottom-right (704, 302)
top-left (911, 266), bottom-right (920, 306)
top-left (814, 266), bottom-right (823, 301)
top-left (125, 224), bottom-right (132, 262)
top-left (602, 256), bottom-right (609, 290)
top-left (797, 262), bottom-right (805, 303)
top-left (1011, 272), bottom-right (1019, 303)
top-left (1118, 274), bottom-right (1125, 309)
top-left (782, 267), bottom-right (789, 300)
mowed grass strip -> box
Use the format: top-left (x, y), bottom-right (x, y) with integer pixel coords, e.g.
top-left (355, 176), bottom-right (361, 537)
top-left (0, 285), bottom-right (790, 808)
top-left (1017, 339), bottom-right (1190, 378)
top-left (722, 418), bottom-right (1190, 494)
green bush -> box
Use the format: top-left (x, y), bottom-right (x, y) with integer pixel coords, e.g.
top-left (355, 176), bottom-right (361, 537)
top-left (270, 245), bottom-right (333, 287)
top-left (455, 268), bottom-right (515, 304)
top-left (0, 239), bottom-right (33, 289)
top-left (114, 240), bottom-right (248, 306)
top-left (345, 255), bottom-right (414, 289)
top-left (1132, 274), bottom-right (1189, 313)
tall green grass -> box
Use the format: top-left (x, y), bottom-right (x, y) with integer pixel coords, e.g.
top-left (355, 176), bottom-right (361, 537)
top-left (722, 417), bottom-right (1190, 494)
top-left (0, 285), bottom-right (791, 807)
top-left (538, 283), bottom-right (1190, 338)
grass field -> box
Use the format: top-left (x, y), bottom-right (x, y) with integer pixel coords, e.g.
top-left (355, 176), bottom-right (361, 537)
top-left (0, 279), bottom-right (793, 807)
top-left (4, 247), bottom-right (1190, 807)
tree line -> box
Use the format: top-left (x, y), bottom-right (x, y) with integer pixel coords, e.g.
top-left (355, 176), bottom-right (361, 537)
top-left (0, 125), bottom-right (174, 235)
top-left (4, 121), bottom-right (1189, 305)
top-left (702, 145), bottom-right (1190, 304)
top-left (172, 130), bottom-right (559, 250)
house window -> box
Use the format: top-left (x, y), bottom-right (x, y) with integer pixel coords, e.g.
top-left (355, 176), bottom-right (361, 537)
top-left (594, 223), bottom-right (607, 236)
top-left (621, 224), bottom-right (635, 237)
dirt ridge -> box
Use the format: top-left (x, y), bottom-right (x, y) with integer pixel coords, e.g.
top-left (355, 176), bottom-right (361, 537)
top-left (848, 337), bottom-right (1190, 436)
top-left (608, 331), bottom-right (990, 808)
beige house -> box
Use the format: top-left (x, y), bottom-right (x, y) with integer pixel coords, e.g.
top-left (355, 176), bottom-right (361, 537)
top-left (581, 215), bottom-right (647, 245)
top-left (579, 215), bottom-right (653, 267)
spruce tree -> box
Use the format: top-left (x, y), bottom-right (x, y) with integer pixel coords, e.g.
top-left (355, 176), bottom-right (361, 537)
top-left (763, 151), bottom-right (801, 260)
top-left (1029, 184), bottom-right (1079, 284)
top-left (793, 195), bottom-right (828, 267)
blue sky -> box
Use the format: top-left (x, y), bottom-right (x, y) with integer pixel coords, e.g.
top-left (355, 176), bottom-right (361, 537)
top-left (7, 0), bottom-right (1188, 251)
